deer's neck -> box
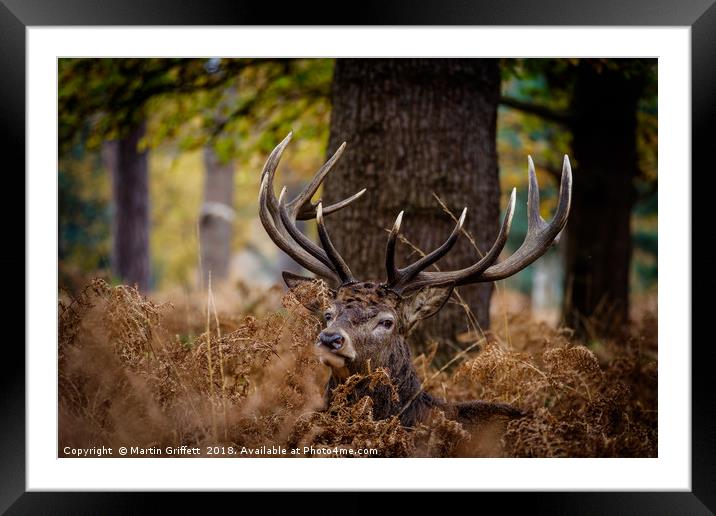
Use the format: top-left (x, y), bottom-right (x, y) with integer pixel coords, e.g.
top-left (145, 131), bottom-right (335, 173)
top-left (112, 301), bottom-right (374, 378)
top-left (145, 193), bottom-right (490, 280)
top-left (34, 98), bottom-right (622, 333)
top-left (326, 339), bottom-right (437, 427)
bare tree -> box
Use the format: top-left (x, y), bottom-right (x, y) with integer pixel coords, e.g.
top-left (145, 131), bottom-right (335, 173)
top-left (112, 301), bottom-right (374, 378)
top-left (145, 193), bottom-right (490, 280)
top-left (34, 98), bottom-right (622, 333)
top-left (199, 147), bottom-right (235, 284)
top-left (102, 121), bottom-right (150, 292)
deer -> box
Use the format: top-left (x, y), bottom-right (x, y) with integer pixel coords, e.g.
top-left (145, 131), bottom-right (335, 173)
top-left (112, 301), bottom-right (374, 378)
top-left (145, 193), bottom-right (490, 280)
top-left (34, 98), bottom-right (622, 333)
top-left (258, 132), bottom-right (572, 429)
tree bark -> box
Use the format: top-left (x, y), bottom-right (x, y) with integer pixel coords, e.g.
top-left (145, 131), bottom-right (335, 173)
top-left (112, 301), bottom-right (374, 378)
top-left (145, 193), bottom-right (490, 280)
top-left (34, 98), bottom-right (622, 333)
top-left (324, 58), bottom-right (501, 351)
top-left (103, 121), bottom-right (151, 292)
top-left (563, 62), bottom-right (645, 336)
top-left (199, 147), bottom-right (235, 285)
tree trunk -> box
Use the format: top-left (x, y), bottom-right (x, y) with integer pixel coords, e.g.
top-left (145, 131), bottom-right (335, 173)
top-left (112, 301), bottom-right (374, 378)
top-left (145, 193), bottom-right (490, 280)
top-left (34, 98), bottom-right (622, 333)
top-left (199, 147), bottom-right (235, 286)
top-left (563, 63), bottom-right (644, 336)
top-left (103, 121), bottom-right (151, 292)
top-left (324, 58), bottom-right (501, 352)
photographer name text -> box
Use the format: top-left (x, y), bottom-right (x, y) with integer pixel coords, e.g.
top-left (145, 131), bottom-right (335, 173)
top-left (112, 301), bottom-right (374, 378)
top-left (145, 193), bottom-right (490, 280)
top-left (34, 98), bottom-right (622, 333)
top-left (62, 445), bottom-right (378, 457)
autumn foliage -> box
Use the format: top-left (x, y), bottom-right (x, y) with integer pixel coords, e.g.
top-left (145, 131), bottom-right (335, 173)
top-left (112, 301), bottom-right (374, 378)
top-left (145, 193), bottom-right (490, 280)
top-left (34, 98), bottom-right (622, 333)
top-left (59, 279), bottom-right (656, 458)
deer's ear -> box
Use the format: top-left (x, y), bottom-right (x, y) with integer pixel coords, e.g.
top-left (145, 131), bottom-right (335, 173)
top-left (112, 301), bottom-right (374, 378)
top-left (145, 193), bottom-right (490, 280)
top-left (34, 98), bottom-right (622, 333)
top-left (400, 285), bottom-right (454, 333)
top-left (282, 271), bottom-right (315, 290)
top-left (282, 271), bottom-right (334, 313)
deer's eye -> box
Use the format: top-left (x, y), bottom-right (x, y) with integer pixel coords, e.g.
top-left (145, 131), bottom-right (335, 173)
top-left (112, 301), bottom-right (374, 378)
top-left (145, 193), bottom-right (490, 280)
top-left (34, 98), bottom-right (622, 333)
top-left (324, 313), bottom-right (333, 322)
top-left (379, 319), bottom-right (394, 330)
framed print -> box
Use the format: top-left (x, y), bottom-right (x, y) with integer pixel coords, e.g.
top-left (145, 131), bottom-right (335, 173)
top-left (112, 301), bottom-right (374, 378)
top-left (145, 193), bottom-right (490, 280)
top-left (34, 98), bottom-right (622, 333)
top-left (4, 0), bottom-right (714, 512)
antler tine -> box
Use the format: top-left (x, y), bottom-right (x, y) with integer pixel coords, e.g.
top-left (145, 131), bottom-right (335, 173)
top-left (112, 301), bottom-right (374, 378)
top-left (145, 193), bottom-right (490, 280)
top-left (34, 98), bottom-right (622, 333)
top-left (555, 155), bottom-right (573, 229)
top-left (402, 207), bottom-right (467, 282)
top-left (476, 155), bottom-right (572, 282)
top-left (278, 187), bottom-right (334, 269)
top-left (546, 155), bottom-right (573, 248)
top-left (385, 208), bottom-right (467, 291)
top-left (527, 156), bottom-right (543, 230)
top-left (307, 188), bottom-right (367, 220)
top-left (259, 133), bottom-right (369, 285)
top-left (385, 152), bottom-right (572, 293)
top-left (292, 142), bottom-right (346, 213)
top-left (261, 135), bottom-right (366, 222)
top-left (259, 132), bottom-right (293, 223)
top-left (292, 142), bottom-right (367, 220)
top-left (316, 203), bottom-right (354, 284)
top-left (385, 211), bottom-right (404, 285)
top-left (452, 188), bottom-right (515, 285)
top-left (397, 190), bottom-right (516, 293)
top-left (259, 164), bottom-right (338, 282)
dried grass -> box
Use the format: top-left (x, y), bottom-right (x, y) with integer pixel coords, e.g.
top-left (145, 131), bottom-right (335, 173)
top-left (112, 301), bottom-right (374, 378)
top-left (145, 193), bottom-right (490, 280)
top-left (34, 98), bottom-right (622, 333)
top-left (58, 278), bottom-right (657, 458)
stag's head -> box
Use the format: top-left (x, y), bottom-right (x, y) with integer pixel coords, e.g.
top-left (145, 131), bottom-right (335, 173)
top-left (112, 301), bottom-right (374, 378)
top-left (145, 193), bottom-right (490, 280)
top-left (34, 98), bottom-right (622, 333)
top-left (259, 133), bottom-right (572, 376)
top-left (281, 273), bottom-right (455, 372)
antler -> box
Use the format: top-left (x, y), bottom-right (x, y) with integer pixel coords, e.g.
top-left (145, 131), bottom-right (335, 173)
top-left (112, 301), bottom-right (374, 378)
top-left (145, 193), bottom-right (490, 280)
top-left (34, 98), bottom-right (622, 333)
top-left (384, 155), bottom-right (572, 294)
top-left (259, 132), bottom-right (364, 285)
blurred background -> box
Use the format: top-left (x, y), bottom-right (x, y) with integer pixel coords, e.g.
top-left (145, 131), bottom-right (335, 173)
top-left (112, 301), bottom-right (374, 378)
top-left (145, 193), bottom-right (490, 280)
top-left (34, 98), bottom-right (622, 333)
top-left (58, 58), bottom-right (657, 345)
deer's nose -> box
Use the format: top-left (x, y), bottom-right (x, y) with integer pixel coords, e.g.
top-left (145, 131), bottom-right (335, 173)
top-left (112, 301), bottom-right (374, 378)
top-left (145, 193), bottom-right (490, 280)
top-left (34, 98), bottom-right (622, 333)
top-left (318, 331), bottom-right (344, 351)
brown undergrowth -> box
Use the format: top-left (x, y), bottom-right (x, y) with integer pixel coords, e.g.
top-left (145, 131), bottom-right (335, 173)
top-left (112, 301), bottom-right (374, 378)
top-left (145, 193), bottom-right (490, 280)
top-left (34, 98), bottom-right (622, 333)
top-left (58, 279), bottom-right (657, 458)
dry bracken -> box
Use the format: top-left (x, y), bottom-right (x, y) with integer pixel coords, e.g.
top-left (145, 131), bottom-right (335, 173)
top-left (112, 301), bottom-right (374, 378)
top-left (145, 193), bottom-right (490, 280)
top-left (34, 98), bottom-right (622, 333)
top-left (59, 279), bottom-right (657, 458)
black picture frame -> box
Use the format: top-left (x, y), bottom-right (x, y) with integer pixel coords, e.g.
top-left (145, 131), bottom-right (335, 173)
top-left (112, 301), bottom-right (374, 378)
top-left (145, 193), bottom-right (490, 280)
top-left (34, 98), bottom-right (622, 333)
top-left (4, 0), bottom-right (713, 512)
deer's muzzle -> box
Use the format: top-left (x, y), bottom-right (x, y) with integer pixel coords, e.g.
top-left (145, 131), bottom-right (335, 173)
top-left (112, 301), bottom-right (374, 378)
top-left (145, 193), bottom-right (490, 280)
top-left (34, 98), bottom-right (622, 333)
top-left (316, 329), bottom-right (355, 369)
top-left (318, 331), bottom-right (344, 350)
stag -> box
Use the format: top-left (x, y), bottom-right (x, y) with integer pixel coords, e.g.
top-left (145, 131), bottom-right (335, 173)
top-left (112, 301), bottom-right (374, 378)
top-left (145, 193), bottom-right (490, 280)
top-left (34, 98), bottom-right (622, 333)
top-left (258, 133), bottom-right (572, 428)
